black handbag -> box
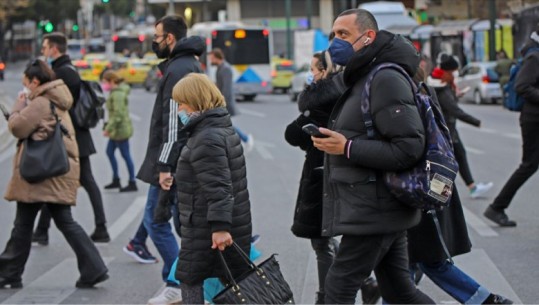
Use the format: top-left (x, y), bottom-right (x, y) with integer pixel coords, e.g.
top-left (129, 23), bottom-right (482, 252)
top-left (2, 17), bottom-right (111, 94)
top-left (213, 243), bottom-right (294, 305)
top-left (19, 102), bottom-right (70, 183)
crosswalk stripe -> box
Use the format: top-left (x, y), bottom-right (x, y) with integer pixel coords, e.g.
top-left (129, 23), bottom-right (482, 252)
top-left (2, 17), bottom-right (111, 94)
top-left (462, 206), bottom-right (499, 237)
top-left (2, 257), bottom-right (113, 304)
top-left (107, 196), bottom-right (146, 241)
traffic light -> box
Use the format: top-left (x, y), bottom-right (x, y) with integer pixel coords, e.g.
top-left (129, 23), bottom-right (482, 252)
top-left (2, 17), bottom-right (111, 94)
top-left (44, 22), bottom-right (54, 33)
top-left (102, 0), bottom-right (110, 3)
top-left (72, 24), bottom-right (79, 32)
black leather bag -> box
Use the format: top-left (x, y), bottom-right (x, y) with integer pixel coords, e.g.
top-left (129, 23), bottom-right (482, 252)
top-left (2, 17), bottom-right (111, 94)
top-left (19, 102), bottom-right (70, 183)
top-left (213, 243), bottom-right (294, 305)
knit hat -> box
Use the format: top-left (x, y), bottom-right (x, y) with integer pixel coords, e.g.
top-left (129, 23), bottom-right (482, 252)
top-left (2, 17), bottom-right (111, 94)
top-left (438, 53), bottom-right (459, 71)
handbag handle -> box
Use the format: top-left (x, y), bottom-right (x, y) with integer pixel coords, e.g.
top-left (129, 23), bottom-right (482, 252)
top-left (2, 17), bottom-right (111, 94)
top-left (216, 243), bottom-right (262, 288)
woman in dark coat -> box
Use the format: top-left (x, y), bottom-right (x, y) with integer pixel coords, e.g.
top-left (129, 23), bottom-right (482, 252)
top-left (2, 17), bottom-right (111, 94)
top-left (169, 73), bottom-right (252, 304)
top-left (405, 67), bottom-right (512, 305)
top-left (428, 53), bottom-right (493, 199)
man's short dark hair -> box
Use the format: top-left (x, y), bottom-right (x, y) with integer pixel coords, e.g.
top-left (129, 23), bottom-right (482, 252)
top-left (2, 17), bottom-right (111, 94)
top-left (43, 32), bottom-right (67, 54)
top-left (338, 9), bottom-right (379, 32)
top-left (156, 15), bottom-right (188, 41)
top-left (210, 48), bottom-right (225, 60)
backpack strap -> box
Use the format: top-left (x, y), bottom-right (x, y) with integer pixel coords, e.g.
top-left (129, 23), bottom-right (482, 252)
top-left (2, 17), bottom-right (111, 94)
top-left (49, 100), bottom-right (70, 138)
top-left (361, 63), bottom-right (418, 140)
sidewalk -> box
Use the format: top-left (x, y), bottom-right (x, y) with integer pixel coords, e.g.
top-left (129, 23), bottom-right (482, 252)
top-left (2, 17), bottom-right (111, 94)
top-left (0, 88), bottom-right (16, 153)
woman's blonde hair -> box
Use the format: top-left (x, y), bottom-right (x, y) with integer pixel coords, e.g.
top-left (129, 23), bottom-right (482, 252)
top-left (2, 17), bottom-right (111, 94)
top-left (172, 73), bottom-right (226, 111)
top-left (102, 70), bottom-right (124, 84)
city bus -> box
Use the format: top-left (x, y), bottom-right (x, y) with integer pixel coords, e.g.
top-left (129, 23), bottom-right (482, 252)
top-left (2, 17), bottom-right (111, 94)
top-left (190, 21), bottom-right (273, 101)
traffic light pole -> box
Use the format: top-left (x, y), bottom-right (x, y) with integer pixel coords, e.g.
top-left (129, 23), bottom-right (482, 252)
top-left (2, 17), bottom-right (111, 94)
top-left (488, 0), bottom-right (497, 61)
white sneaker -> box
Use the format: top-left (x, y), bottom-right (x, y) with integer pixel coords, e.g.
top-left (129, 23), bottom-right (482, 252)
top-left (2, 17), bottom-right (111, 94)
top-left (243, 134), bottom-right (254, 153)
top-left (148, 286), bottom-right (182, 305)
top-left (470, 182), bottom-right (493, 199)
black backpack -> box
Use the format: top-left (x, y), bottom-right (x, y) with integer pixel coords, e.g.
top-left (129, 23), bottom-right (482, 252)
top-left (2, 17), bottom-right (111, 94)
top-left (68, 66), bottom-right (105, 129)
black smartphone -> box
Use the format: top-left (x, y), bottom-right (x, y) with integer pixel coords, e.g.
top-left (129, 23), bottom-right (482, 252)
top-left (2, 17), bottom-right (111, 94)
top-left (0, 103), bottom-right (9, 120)
top-left (302, 123), bottom-right (328, 138)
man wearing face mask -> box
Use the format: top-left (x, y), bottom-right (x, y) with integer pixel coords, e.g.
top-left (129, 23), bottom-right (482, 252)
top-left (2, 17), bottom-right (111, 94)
top-left (310, 9), bottom-right (435, 304)
top-left (33, 32), bottom-right (110, 245)
top-left (129, 15), bottom-right (205, 305)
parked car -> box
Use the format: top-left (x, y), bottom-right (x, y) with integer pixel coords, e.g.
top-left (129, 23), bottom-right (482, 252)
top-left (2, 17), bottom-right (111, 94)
top-left (143, 65), bottom-right (162, 92)
top-left (289, 63), bottom-right (309, 102)
top-left (457, 62), bottom-right (502, 104)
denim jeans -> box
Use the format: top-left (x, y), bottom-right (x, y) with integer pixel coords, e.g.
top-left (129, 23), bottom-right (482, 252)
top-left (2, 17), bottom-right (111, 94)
top-left (413, 261), bottom-right (490, 304)
top-left (135, 185), bottom-right (179, 282)
top-left (233, 126), bottom-right (248, 142)
top-left (106, 139), bottom-right (136, 182)
top-left (0, 202), bottom-right (107, 283)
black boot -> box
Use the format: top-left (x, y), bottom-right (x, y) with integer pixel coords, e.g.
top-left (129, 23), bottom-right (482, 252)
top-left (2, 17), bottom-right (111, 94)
top-left (315, 291), bottom-right (325, 304)
top-left (120, 181), bottom-right (138, 192)
top-left (32, 229), bottom-right (49, 246)
top-left (483, 293), bottom-right (513, 304)
top-left (90, 225), bottom-right (111, 243)
top-left (0, 277), bottom-right (23, 289)
top-left (361, 277), bottom-right (381, 305)
top-left (104, 178), bottom-right (121, 189)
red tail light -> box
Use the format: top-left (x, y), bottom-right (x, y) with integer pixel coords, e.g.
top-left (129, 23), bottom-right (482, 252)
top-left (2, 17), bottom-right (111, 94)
top-left (482, 75), bottom-right (490, 83)
top-left (0, 63), bottom-right (5, 70)
top-left (271, 70), bottom-right (277, 78)
top-left (261, 81), bottom-right (267, 87)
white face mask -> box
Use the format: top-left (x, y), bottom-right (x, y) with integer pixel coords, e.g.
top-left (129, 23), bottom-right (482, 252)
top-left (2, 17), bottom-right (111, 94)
top-left (22, 86), bottom-right (31, 96)
top-left (453, 71), bottom-right (459, 79)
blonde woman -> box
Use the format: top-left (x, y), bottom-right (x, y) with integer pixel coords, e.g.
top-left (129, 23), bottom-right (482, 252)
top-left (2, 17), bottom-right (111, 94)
top-left (169, 73), bottom-right (252, 304)
top-left (101, 70), bottom-right (137, 192)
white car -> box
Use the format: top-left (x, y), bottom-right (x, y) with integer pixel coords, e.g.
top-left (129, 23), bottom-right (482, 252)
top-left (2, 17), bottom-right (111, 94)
top-left (289, 64), bottom-right (310, 102)
top-left (457, 62), bottom-right (502, 104)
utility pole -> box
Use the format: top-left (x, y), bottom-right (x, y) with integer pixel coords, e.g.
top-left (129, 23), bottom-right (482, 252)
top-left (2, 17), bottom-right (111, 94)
top-left (168, 0), bottom-right (175, 15)
top-left (285, 0), bottom-right (292, 59)
top-left (306, 0), bottom-right (312, 30)
top-left (488, 0), bottom-right (497, 61)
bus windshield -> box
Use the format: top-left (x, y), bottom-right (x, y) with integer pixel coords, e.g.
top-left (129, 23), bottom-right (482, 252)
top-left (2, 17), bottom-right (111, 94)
top-left (212, 30), bottom-right (270, 65)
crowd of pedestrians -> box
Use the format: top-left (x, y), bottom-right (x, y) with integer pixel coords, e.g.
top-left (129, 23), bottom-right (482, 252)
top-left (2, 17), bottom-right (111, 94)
top-left (1, 6), bottom-right (538, 305)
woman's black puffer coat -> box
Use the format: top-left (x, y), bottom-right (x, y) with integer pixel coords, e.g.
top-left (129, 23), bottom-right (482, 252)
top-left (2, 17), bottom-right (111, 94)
top-left (284, 73), bottom-right (345, 238)
top-left (174, 107), bottom-right (252, 285)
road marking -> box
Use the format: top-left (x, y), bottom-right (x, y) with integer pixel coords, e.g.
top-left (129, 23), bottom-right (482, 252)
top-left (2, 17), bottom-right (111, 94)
top-left (2, 257), bottom-right (113, 304)
top-left (130, 112), bottom-right (142, 122)
top-left (107, 196), bottom-right (146, 241)
top-left (453, 249), bottom-right (522, 304)
top-left (239, 108), bottom-right (266, 118)
top-left (253, 140), bottom-right (275, 160)
top-left (462, 205), bottom-right (499, 237)
top-left (464, 146), bottom-right (484, 155)
top-left (461, 125), bottom-right (520, 140)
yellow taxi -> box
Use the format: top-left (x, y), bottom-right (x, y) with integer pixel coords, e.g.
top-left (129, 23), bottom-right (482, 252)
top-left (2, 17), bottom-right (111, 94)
top-left (72, 59), bottom-right (100, 82)
top-left (142, 52), bottom-right (164, 67)
top-left (110, 58), bottom-right (152, 85)
top-left (81, 53), bottom-right (111, 81)
top-left (271, 57), bottom-right (295, 93)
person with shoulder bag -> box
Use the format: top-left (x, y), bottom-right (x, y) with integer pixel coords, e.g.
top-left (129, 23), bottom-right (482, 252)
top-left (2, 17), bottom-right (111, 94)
top-left (0, 59), bottom-right (108, 289)
top-left (101, 70), bottom-right (137, 192)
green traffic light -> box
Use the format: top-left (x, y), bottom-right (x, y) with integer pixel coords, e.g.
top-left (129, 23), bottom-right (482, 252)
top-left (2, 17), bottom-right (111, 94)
top-left (73, 24), bottom-right (79, 31)
top-left (102, 0), bottom-right (109, 3)
top-left (44, 22), bottom-right (54, 33)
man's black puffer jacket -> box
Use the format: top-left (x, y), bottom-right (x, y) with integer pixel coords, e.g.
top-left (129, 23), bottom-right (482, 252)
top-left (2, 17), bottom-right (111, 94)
top-left (174, 107), bottom-right (252, 285)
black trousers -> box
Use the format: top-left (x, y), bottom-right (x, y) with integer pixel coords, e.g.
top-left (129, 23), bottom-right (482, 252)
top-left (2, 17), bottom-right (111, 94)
top-left (0, 202), bottom-right (107, 282)
top-left (36, 156), bottom-right (106, 230)
top-left (324, 231), bottom-right (434, 304)
top-left (491, 121), bottom-right (539, 211)
top-left (453, 131), bottom-right (475, 186)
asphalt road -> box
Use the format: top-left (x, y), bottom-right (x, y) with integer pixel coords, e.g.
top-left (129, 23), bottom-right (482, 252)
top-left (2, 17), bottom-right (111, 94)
top-left (0, 65), bottom-right (537, 304)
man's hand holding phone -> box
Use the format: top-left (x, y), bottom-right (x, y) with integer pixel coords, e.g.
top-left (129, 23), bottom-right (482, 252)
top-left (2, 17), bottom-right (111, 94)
top-left (303, 124), bottom-right (347, 155)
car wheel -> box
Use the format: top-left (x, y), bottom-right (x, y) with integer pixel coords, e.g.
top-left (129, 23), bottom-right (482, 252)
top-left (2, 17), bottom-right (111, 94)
top-left (242, 94), bottom-right (256, 102)
top-left (473, 90), bottom-right (482, 105)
